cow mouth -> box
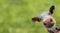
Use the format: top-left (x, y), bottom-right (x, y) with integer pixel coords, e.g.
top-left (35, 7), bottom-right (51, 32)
top-left (46, 23), bottom-right (54, 28)
top-left (44, 22), bottom-right (54, 28)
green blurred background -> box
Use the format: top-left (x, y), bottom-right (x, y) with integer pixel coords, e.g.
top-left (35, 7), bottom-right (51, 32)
top-left (0, 0), bottom-right (60, 33)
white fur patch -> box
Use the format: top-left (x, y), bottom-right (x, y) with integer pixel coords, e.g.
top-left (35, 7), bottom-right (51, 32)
top-left (39, 11), bottom-right (56, 31)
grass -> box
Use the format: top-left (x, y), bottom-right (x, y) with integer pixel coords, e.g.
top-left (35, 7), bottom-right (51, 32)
top-left (0, 0), bottom-right (60, 33)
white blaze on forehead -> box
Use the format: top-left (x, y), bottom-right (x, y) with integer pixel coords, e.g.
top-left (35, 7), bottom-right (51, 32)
top-left (43, 16), bottom-right (52, 22)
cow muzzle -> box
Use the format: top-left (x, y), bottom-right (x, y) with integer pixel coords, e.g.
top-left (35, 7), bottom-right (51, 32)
top-left (43, 18), bottom-right (55, 28)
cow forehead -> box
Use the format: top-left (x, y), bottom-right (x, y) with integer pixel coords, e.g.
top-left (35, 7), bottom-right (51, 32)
top-left (40, 12), bottom-right (50, 18)
top-left (39, 12), bottom-right (52, 22)
top-left (40, 12), bottom-right (49, 16)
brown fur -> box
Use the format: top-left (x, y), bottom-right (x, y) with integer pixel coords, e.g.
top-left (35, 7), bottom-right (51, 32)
top-left (53, 26), bottom-right (60, 33)
top-left (32, 17), bottom-right (40, 22)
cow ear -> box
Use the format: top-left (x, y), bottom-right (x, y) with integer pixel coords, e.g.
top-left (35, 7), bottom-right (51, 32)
top-left (49, 5), bottom-right (55, 14)
top-left (32, 17), bottom-right (40, 22)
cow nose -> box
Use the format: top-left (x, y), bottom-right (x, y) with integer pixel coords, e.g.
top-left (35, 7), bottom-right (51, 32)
top-left (43, 22), bottom-right (54, 28)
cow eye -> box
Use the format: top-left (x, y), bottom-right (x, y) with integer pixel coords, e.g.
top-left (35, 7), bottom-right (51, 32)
top-left (40, 16), bottom-right (44, 21)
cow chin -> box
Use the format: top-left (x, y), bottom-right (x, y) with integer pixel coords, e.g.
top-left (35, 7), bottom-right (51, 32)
top-left (46, 23), bottom-right (54, 28)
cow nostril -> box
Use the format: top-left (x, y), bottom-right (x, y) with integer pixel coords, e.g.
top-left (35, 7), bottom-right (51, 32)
top-left (44, 23), bottom-right (46, 25)
top-left (50, 19), bottom-right (53, 22)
